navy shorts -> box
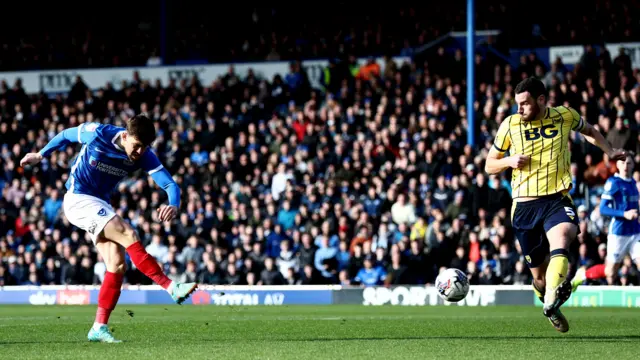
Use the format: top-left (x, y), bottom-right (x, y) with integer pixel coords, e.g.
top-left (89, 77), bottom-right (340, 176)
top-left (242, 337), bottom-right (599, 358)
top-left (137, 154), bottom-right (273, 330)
top-left (511, 193), bottom-right (580, 268)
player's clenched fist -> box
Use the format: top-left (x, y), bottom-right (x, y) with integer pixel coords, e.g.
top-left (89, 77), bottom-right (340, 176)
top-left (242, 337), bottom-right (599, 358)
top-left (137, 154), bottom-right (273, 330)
top-left (507, 155), bottom-right (529, 169)
top-left (624, 209), bottom-right (638, 221)
top-left (20, 152), bottom-right (43, 167)
top-left (157, 205), bottom-right (178, 222)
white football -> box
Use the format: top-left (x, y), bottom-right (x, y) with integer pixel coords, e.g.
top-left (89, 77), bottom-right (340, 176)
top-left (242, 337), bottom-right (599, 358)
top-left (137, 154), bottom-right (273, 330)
top-left (435, 268), bottom-right (470, 302)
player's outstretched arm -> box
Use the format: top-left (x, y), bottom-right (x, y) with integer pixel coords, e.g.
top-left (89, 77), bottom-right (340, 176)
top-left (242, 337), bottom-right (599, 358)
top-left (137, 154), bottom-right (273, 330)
top-left (142, 150), bottom-right (181, 222)
top-left (20, 127), bottom-right (79, 167)
top-left (152, 169), bottom-right (180, 222)
top-left (21, 123), bottom-right (99, 167)
top-left (578, 122), bottom-right (626, 161)
top-left (20, 152), bottom-right (44, 167)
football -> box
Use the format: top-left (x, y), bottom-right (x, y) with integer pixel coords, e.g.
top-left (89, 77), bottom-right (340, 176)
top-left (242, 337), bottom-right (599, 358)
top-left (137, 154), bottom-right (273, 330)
top-left (435, 268), bottom-right (470, 302)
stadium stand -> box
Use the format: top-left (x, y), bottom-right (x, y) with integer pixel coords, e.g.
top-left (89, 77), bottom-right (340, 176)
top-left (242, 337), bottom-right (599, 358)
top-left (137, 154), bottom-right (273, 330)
top-left (1, 1), bottom-right (638, 70)
top-left (0, 2), bottom-right (639, 287)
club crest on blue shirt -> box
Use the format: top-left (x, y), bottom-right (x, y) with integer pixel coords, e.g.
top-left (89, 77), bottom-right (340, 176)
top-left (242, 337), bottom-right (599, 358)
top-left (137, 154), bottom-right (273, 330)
top-left (89, 156), bottom-right (98, 167)
top-left (604, 181), bottom-right (612, 191)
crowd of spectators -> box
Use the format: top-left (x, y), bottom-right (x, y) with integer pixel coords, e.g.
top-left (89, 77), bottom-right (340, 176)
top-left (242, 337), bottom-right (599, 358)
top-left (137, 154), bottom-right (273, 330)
top-left (1, 5), bottom-right (640, 288)
top-left (1, 1), bottom-right (638, 71)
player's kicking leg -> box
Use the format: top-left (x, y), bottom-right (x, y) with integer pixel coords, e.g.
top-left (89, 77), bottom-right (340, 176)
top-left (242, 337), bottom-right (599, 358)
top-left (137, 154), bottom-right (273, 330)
top-left (529, 258), bottom-right (569, 333)
top-left (102, 215), bottom-right (198, 304)
top-left (512, 199), bottom-right (569, 333)
top-left (543, 222), bottom-right (576, 325)
top-left (63, 192), bottom-right (196, 343)
top-left (88, 240), bottom-right (126, 343)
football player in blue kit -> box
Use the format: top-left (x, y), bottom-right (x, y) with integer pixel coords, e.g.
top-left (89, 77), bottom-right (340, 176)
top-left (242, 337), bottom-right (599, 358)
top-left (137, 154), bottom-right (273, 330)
top-left (573, 153), bottom-right (640, 288)
top-left (20, 114), bottom-right (197, 343)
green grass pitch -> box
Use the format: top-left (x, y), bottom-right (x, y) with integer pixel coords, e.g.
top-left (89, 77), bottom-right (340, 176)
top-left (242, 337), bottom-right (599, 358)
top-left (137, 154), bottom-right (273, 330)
top-left (0, 305), bottom-right (638, 359)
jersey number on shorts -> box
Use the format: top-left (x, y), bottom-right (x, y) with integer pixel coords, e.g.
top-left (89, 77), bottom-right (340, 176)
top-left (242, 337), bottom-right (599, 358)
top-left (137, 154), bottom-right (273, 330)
top-left (564, 206), bottom-right (575, 220)
top-left (524, 124), bottom-right (558, 141)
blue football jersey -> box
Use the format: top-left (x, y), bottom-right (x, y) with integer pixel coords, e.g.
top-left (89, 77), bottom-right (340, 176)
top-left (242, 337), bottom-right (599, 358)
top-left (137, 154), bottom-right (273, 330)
top-left (65, 123), bottom-right (164, 202)
top-left (600, 174), bottom-right (640, 236)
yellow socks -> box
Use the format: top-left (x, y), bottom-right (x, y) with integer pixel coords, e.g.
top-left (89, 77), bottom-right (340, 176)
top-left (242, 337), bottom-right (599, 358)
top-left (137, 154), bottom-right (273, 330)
top-left (546, 249), bottom-right (569, 291)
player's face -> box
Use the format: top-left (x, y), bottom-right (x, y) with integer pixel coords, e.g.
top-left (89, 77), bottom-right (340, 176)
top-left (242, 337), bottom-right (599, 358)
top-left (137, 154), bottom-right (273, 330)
top-left (515, 92), bottom-right (542, 122)
top-left (123, 134), bottom-right (148, 161)
top-left (617, 156), bottom-right (634, 178)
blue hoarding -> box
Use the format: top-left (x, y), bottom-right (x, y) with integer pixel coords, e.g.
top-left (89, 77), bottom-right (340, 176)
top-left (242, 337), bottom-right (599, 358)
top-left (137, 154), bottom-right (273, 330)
top-left (0, 288), bottom-right (333, 306)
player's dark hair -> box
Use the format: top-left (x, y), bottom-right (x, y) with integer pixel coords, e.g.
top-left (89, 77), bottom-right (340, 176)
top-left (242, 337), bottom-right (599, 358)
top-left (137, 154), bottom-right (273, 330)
top-left (515, 77), bottom-right (547, 100)
top-left (126, 113), bottom-right (156, 146)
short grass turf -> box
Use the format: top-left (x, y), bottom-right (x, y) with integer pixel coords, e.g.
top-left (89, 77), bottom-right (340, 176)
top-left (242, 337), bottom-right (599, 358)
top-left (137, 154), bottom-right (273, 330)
top-left (0, 305), bottom-right (638, 359)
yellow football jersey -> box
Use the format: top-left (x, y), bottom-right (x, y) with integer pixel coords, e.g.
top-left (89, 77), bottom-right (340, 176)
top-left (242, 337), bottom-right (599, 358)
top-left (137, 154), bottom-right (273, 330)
top-left (493, 106), bottom-right (585, 198)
